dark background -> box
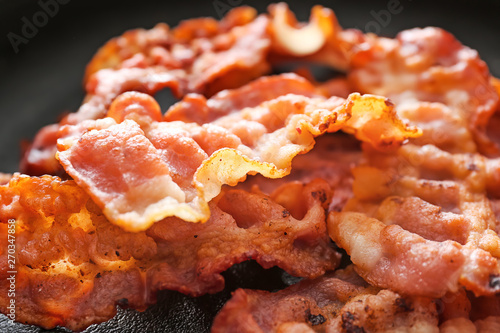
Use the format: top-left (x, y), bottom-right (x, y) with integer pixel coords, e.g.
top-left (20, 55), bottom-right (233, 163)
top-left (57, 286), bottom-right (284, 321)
top-left (1, 0), bottom-right (500, 331)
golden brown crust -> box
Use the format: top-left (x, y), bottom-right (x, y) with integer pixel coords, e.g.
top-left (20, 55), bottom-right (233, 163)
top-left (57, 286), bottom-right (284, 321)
top-left (0, 175), bottom-right (340, 330)
top-left (212, 266), bottom-right (440, 333)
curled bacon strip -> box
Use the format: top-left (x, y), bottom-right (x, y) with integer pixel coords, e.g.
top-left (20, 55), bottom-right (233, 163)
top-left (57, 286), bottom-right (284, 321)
top-left (268, 3), bottom-right (359, 71)
top-left (0, 174), bottom-right (338, 330)
top-left (20, 9), bottom-right (272, 176)
top-left (346, 26), bottom-right (499, 154)
top-left (270, 3), bottom-right (499, 154)
top-left (83, 7), bottom-right (267, 97)
top-left (327, 137), bottom-right (500, 297)
top-left (56, 88), bottom-right (419, 231)
top-left (328, 211), bottom-right (500, 298)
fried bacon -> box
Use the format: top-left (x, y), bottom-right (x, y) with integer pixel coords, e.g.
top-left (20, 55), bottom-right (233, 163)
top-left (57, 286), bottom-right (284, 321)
top-left (84, 6), bottom-right (267, 96)
top-left (270, 4), bottom-right (335, 57)
top-left (214, 268), bottom-right (500, 333)
top-left (0, 174), bottom-right (338, 330)
top-left (237, 133), bottom-right (361, 213)
top-left (56, 89), bottom-right (419, 231)
top-left (268, 3), bottom-right (360, 72)
top-left (346, 26), bottom-right (499, 156)
top-left (80, 12), bottom-right (271, 121)
top-left (305, 4), bottom-right (500, 300)
top-left (20, 9), bottom-right (272, 176)
top-left (20, 2), bottom-right (499, 171)
top-left (328, 210), bottom-right (500, 298)
top-left (273, 3), bottom-right (500, 300)
top-left (391, 101), bottom-right (477, 154)
top-left (164, 73), bottom-right (321, 124)
top-left (212, 266), bottom-right (440, 332)
top-left (271, 3), bottom-right (499, 153)
top-left (328, 140), bottom-right (500, 298)
top-left (6, 3), bottom-right (500, 332)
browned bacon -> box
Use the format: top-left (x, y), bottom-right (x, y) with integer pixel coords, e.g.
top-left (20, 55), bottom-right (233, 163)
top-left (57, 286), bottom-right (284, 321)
top-left (328, 142), bottom-right (500, 297)
top-left (346, 27), bottom-right (499, 151)
top-left (212, 266), bottom-right (440, 332)
top-left (5, 3), bottom-right (500, 332)
top-left (270, 3), bottom-right (499, 154)
top-left (56, 88), bottom-right (418, 232)
top-left (0, 175), bottom-right (339, 330)
top-left (20, 9), bottom-right (272, 176)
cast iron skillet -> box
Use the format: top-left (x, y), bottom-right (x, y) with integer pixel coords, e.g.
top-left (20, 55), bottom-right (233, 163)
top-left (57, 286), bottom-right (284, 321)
top-left (1, 0), bottom-right (500, 332)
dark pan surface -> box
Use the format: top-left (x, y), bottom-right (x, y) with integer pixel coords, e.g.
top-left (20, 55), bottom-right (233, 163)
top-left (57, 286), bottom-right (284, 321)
top-left (1, 0), bottom-right (500, 332)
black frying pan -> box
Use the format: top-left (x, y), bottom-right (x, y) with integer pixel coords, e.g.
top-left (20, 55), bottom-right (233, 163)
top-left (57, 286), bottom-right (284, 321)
top-left (1, 0), bottom-right (500, 331)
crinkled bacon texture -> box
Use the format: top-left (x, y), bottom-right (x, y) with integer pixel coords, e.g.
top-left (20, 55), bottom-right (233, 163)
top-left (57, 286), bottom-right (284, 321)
top-left (212, 266), bottom-right (441, 332)
top-left (0, 174), bottom-right (339, 330)
top-left (56, 86), bottom-right (419, 232)
top-left (20, 7), bottom-right (271, 176)
top-left (213, 266), bottom-right (500, 332)
top-left (6, 2), bottom-right (500, 332)
top-left (326, 105), bottom-right (500, 298)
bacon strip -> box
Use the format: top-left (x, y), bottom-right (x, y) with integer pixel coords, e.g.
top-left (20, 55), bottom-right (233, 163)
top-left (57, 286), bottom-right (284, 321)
top-left (327, 137), bottom-right (500, 297)
top-left (0, 175), bottom-right (339, 330)
top-left (268, 3), bottom-right (357, 72)
top-left (56, 90), bottom-right (419, 231)
top-left (212, 266), bottom-right (440, 332)
top-left (84, 7), bottom-right (262, 87)
top-left (346, 27), bottom-right (499, 155)
top-left (270, 4), bottom-right (499, 154)
top-left (20, 10), bottom-right (272, 176)
top-left (328, 211), bottom-right (500, 298)
top-left (164, 73), bottom-right (321, 124)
